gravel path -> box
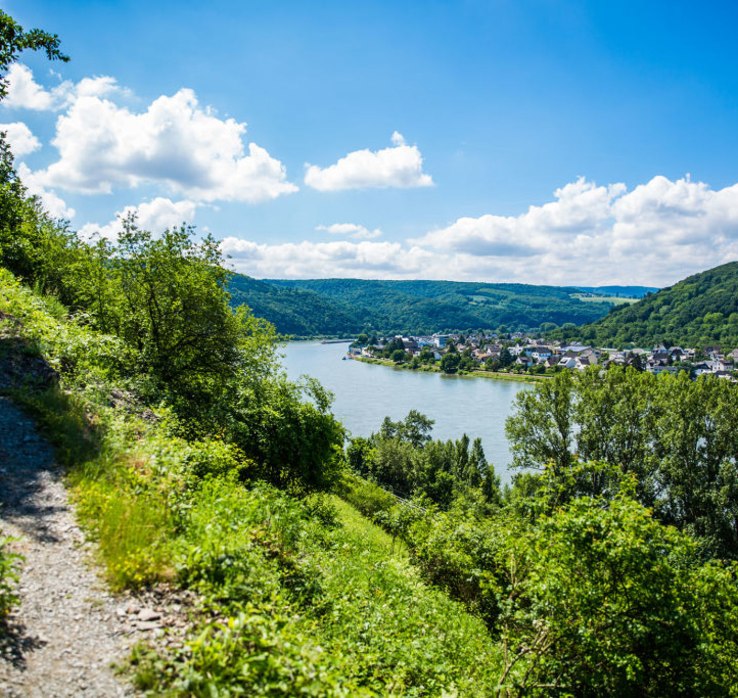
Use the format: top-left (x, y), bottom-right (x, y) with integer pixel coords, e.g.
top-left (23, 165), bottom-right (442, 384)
top-left (0, 396), bottom-right (134, 697)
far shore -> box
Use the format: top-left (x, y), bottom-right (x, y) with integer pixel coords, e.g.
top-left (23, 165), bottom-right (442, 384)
top-left (352, 356), bottom-right (549, 384)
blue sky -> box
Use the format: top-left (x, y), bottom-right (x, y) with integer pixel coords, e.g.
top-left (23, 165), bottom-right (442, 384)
top-left (2, 0), bottom-right (738, 286)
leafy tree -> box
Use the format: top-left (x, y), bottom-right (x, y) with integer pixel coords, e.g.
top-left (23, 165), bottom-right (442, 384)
top-left (498, 492), bottom-right (704, 695)
top-left (106, 216), bottom-right (277, 417)
top-left (506, 370), bottom-right (574, 473)
top-left (499, 347), bottom-right (514, 368)
top-left (0, 10), bottom-right (72, 294)
top-left (390, 348), bottom-right (407, 363)
top-left (232, 375), bottom-right (345, 491)
top-left (0, 11), bottom-right (68, 99)
top-left (440, 352), bottom-right (461, 374)
top-left (507, 366), bottom-right (738, 558)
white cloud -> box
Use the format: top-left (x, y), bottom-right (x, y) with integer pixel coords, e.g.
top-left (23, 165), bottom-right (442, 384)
top-left (78, 197), bottom-right (198, 241)
top-left (221, 237), bottom-right (435, 279)
top-left (316, 223), bottom-right (382, 240)
top-left (6, 65), bottom-right (297, 206)
top-left (3, 64), bottom-right (124, 111)
top-left (222, 176), bottom-right (738, 286)
top-left (33, 86), bottom-right (298, 203)
top-left (415, 175), bottom-right (738, 285)
top-left (0, 121), bottom-right (41, 156)
top-left (17, 163), bottom-right (75, 219)
top-left (304, 132), bottom-right (434, 191)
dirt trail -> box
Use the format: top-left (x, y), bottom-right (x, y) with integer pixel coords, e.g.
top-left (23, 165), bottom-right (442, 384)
top-left (0, 396), bottom-right (134, 697)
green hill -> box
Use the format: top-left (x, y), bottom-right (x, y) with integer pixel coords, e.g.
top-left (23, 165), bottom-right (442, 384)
top-left (231, 276), bottom-right (624, 336)
top-left (228, 275), bottom-right (366, 336)
top-left (569, 262), bottom-right (738, 349)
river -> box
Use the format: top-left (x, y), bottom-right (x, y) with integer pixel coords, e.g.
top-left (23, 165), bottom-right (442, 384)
top-left (281, 342), bottom-right (533, 483)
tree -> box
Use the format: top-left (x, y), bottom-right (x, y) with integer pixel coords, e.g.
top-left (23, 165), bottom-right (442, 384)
top-left (0, 11), bottom-right (68, 101)
top-left (499, 347), bottom-right (514, 368)
top-left (440, 352), bottom-right (461, 374)
top-left (506, 370), bottom-right (574, 473)
top-left (0, 10), bottom-right (72, 292)
top-left (390, 348), bottom-right (407, 363)
top-left (100, 215), bottom-right (278, 423)
top-left (498, 492), bottom-right (706, 695)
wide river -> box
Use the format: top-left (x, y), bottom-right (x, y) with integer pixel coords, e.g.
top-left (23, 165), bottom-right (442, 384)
top-left (281, 342), bottom-right (533, 483)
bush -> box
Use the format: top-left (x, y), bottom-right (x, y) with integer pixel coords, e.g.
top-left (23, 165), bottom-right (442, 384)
top-left (0, 535), bottom-right (21, 622)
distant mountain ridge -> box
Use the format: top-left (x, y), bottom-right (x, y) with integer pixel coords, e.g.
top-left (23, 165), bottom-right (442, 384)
top-left (228, 275), bottom-right (651, 336)
top-left (575, 285), bottom-right (657, 299)
top-left (567, 262), bottom-right (738, 349)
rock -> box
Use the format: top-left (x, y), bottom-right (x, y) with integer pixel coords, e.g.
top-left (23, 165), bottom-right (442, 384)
top-left (138, 607), bottom-right (161, 622)
top-left (137, 620), bottom-right (161, 632)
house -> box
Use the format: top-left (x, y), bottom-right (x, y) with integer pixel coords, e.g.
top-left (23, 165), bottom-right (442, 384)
top-left (530, 346), bottom-right (553, 361)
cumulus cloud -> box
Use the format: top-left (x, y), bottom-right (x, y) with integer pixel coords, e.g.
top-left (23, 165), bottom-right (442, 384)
top-left (0, 121), bottom-right (41, 156)
top-left (17, 163), bottom-right (75, 219)
top-left (304, 132), bottom-right (433, 191)
top-left (222, 176), bottom-right (738, 286)
top-left (221, 237), bottom-right (437, 279)
top-left (33, 87), bottom-right (297, 203)
top-left (316, 223), bottom-right (382, 240)
top-left (3, 64), bottom-right (125, 111)
top-left (415, 176), bottom-right (738, 285)
top-left (6, 65), bottom-right (297, 206)
top-left (78, 197), bottom-right (198, 241)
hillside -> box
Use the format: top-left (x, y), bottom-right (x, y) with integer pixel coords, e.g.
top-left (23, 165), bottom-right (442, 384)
top-left (228, 275), bottom-right (365, 336)
top-left (570, 262), bottom-right (738, 348)
top-left (575, 285), bottom-right (657, 299)
top-left (232, 276), bottom-right (625, 335)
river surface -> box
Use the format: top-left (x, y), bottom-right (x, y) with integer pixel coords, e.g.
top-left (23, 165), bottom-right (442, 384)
top-left (281, 342), bottom-right (533, 483)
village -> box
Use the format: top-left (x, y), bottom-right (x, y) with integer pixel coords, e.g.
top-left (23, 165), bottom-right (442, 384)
top-left (350, 332), bottom-right (738, 380)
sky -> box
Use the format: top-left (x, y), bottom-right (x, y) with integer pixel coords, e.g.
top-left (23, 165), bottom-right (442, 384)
top-left (2, 0), bottom-right (738, 287)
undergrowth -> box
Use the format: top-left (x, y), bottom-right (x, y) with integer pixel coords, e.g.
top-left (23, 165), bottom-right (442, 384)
top-left (0, 534), bottom-right (21, 624)
top-left (1, 266), bottom-right (503, 694)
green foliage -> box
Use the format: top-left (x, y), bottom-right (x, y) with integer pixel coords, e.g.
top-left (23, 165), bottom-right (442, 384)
top-left (506, 366), bottom-right (738, 558)
top-left (440, 351), bottom-right (461, 373)
top-left (237, 276), bottom-right (621, 336)
top-left (568, 261), bottom-right (738, 349)
top-left (505, 370), bottom-right (574, 474)
top-left (231, 375), bottom-right (345, 491)
top-left (346, 411), bottom-right (501, 511)
top-left (499, 494), bottom-right (703, 695)
top-left (0, 534), bottom-right (21, 622)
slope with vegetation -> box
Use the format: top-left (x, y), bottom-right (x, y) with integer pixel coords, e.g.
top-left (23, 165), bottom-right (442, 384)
top-left (232, 276), bottom-right (631, 336)
top-left (1, 10), bottom-right (737, 696)
top-left (564, 261), bottom-right (738, 348)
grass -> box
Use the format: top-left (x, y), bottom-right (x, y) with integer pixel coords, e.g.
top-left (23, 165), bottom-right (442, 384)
top-left (571, 293), bottom-right (639, 305)
top-left (2, 269), bottom-right (507, 694)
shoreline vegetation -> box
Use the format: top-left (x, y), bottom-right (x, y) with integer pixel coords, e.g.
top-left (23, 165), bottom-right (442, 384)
top-left (352, 355), bottom-right (548, 383)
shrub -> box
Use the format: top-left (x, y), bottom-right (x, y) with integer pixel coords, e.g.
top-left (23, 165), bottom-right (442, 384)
top-left (0, 534), bottom-right (21, 622)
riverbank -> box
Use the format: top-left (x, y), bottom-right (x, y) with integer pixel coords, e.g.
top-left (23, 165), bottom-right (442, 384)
top-left (352, 356), bottom-right (549, 384)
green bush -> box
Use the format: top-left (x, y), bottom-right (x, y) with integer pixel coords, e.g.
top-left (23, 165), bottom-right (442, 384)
top-left (0, 534), bottom-right (21, 622)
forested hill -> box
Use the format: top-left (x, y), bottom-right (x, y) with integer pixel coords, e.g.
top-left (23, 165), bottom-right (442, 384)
top-left (229, 275), bottom-right (642, 336)
top-left (565, 261), bottom-right (738, 348)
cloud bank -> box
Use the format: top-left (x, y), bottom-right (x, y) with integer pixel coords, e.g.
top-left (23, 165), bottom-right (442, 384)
top-left (224, 176), bottom-right (738, 287)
